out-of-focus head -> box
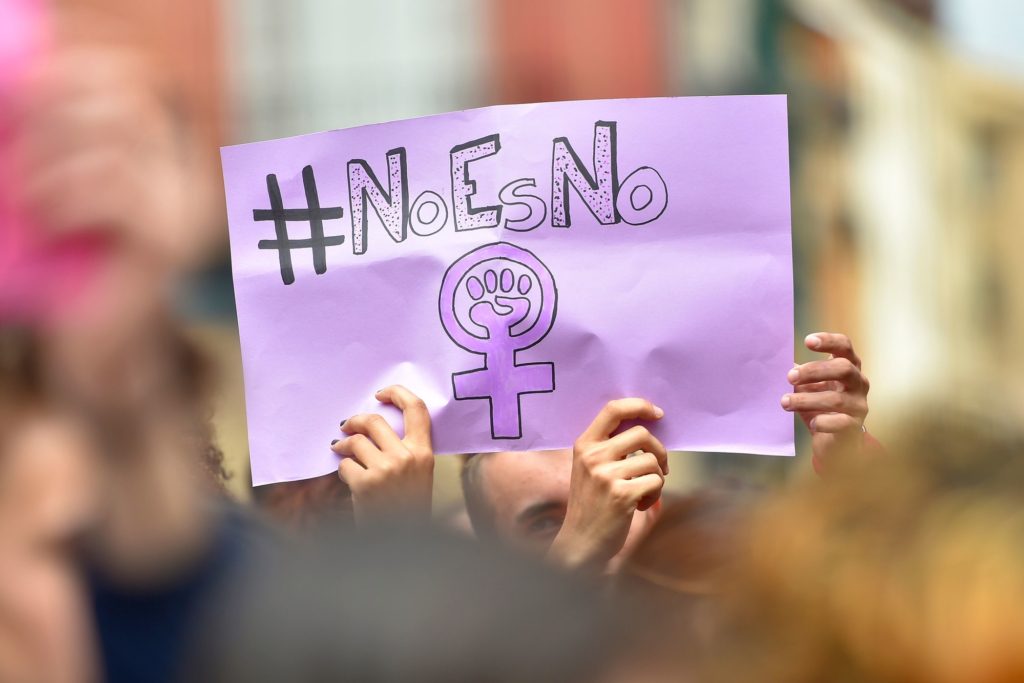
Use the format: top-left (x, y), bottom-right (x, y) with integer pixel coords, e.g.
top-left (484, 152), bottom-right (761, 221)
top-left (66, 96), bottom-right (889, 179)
top-left (461, 449), bottom-right (658, 560)
top-left (188, 523), bottom-right (631, 683)
top-left (704, 413), bottom-right (1024, 683)
top-left (1, 7), bottom-right (220, 331)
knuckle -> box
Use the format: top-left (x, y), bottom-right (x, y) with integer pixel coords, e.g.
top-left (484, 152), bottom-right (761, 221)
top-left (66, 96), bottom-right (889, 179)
top-left (582, 444), bottom-right (605, 464)
top-left (609, 482), bottom-right (634, 506)
top-left (367, 414), bottom-right (388, 428)
top-left (824, 393), bottom-right (844, 410)
top-left (639, 453), bottom-right (660, 471)
top-left (836, 358), bottom-right (856, 378)
top-left (594, 464), bottom-right (617, 485)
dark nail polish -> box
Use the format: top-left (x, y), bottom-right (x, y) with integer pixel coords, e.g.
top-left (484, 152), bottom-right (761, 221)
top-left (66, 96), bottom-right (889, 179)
top-left (340, 419), bottom-right (347, 428)
top-left (331, 439), bottom-right (339, 446)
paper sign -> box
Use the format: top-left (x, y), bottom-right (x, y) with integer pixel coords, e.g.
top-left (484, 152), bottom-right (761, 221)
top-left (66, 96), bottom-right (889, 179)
top-left (221, 96), bottom-right (795, 486)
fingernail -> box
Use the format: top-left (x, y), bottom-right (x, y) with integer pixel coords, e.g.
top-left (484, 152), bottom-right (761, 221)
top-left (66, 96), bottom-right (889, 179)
top-left (652, 405), bottom-right (665, 419)
top-left (330, 439), bottom-right (339, 446)
top-left (340, 419), bottom-right (347, 428)
top-left (375, 388), bottom-right (385, 395)
top-left (781, 394), bottom-right (792, 410)
top-left (809, 417), bottom-right (817, 432)
top-left (787, 367), bottom-right (800, 384)
top-left (805, 334), bottom-right (821, 349)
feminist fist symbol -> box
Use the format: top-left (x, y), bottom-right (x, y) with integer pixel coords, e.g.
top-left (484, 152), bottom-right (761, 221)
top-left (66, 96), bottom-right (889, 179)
top-left (439, 242), bottom-right (557, 439)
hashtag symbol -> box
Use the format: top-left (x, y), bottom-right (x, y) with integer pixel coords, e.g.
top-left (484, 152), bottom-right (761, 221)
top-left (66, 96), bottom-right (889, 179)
top-left (253, 165), bottom-right (345, 285)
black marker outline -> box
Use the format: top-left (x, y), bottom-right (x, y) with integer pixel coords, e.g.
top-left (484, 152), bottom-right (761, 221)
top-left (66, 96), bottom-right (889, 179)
top-left (254, 165), bottom-right (345, 285)
top-left (616, 166), bottom-right (669, 226)
top-left (438, 242), bottom-right (558, 440)
top-left (551, 120), bottom-right (619, 228)
top-left (498, 177), bottom-right (547, 232)
top-left (449, 134), bottom-right (503, 232)
top-left (347, 147), bottom-right (410, 255)
top-left (410, 190), bottom-right (449, 236)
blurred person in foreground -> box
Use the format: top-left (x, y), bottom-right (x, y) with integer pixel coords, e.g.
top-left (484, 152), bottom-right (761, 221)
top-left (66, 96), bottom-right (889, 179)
top-left (187, 523), bottom-right (636, 683)
top-left (0, 10), bottom-right (261, 683)
top-left (700, 413), bottom-right (1024, 683)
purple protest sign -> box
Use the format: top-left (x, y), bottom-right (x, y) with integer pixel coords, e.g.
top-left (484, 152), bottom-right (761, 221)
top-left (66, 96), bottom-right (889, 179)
top-left (221, 96), bottom-right (795, 486)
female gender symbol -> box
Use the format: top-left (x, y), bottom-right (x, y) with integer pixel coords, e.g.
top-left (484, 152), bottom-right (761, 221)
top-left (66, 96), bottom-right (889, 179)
top-left (438, 242), bottom-right (558, 439)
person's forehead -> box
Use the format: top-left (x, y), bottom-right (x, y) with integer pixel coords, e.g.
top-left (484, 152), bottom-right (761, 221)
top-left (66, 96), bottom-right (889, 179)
top-left (481, 449), bottom-right (572, 503)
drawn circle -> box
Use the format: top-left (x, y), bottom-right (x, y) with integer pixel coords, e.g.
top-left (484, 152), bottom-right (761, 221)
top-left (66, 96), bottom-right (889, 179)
top-left (438, 242), bottom-right (557, 354)
top-left (410, 190), bottom-right (448, 236)
top-left (630, 185), bottom-right (653, 211)
top-left (616, 166), bottom-right (668, 225)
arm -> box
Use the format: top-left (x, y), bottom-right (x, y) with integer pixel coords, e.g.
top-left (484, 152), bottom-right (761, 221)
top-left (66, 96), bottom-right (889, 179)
top-left (548, 398), bottom-right (668, 571)
top-left (331, 385), bottom-right (434, 524)
top-left (781, 332), bottom-right (873, 475)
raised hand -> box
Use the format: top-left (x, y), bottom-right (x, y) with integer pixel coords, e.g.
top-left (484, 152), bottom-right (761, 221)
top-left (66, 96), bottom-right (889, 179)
top-left (781, 333), bottom-right (871, 473)
top-left (332, 385), bottom-right (434, 523)
top-left (548, 398), bottom-right (668, 571)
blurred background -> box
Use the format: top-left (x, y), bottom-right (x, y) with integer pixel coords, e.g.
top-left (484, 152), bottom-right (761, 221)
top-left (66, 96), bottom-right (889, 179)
top-left (44, 0), bottom-right (1024, 503)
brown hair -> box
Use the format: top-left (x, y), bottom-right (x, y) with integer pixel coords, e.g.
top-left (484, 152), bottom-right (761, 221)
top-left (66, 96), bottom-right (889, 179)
top-left (704, 413), bottom-right (1024, 683)
top-left (0, 326), bottom-right (229, 488)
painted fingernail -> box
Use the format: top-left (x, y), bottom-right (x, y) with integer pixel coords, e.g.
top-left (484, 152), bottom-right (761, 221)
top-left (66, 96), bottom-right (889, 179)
top-left (787, 367), bottom-right (800, 384)
top-left (805, 334), bottom-right (821, 349)
top-left (330, 439), bottom-right (339, 446)
top-left (340, 419), bottom-right (347, 428)
top-left (781, 394), bottom-right (792, 410)
top-left (652, 405), bottom-right (665, 419)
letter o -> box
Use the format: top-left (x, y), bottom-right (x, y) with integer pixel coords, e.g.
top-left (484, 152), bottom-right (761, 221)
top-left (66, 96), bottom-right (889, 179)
top-left (410, 190), bottom-right (449, 236)
top-left (615, 167), bottom-right (668, 226)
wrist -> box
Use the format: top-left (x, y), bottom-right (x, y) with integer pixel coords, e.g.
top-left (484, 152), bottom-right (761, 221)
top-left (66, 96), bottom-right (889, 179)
top-left (548, 527), bottom-right (607, 572)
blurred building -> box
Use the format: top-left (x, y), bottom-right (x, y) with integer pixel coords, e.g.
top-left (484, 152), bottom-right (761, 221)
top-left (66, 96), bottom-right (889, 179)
top-left (224, 0), bottom-right (486, 139)
top-left (780, 0), bottom-right (1024, 438)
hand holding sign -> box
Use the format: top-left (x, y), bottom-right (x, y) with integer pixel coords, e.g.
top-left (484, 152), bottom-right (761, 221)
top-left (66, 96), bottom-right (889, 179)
top-left (333, 385), bottom-right (434, 523)
top-left (548, 398), bottom-right (668, 571)
top-left (781, 332), bottom-right (871, 473)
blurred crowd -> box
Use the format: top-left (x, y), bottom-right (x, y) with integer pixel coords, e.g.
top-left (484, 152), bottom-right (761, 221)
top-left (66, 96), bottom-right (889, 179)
top-left (4, 1), bottom-right (1024, 682)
